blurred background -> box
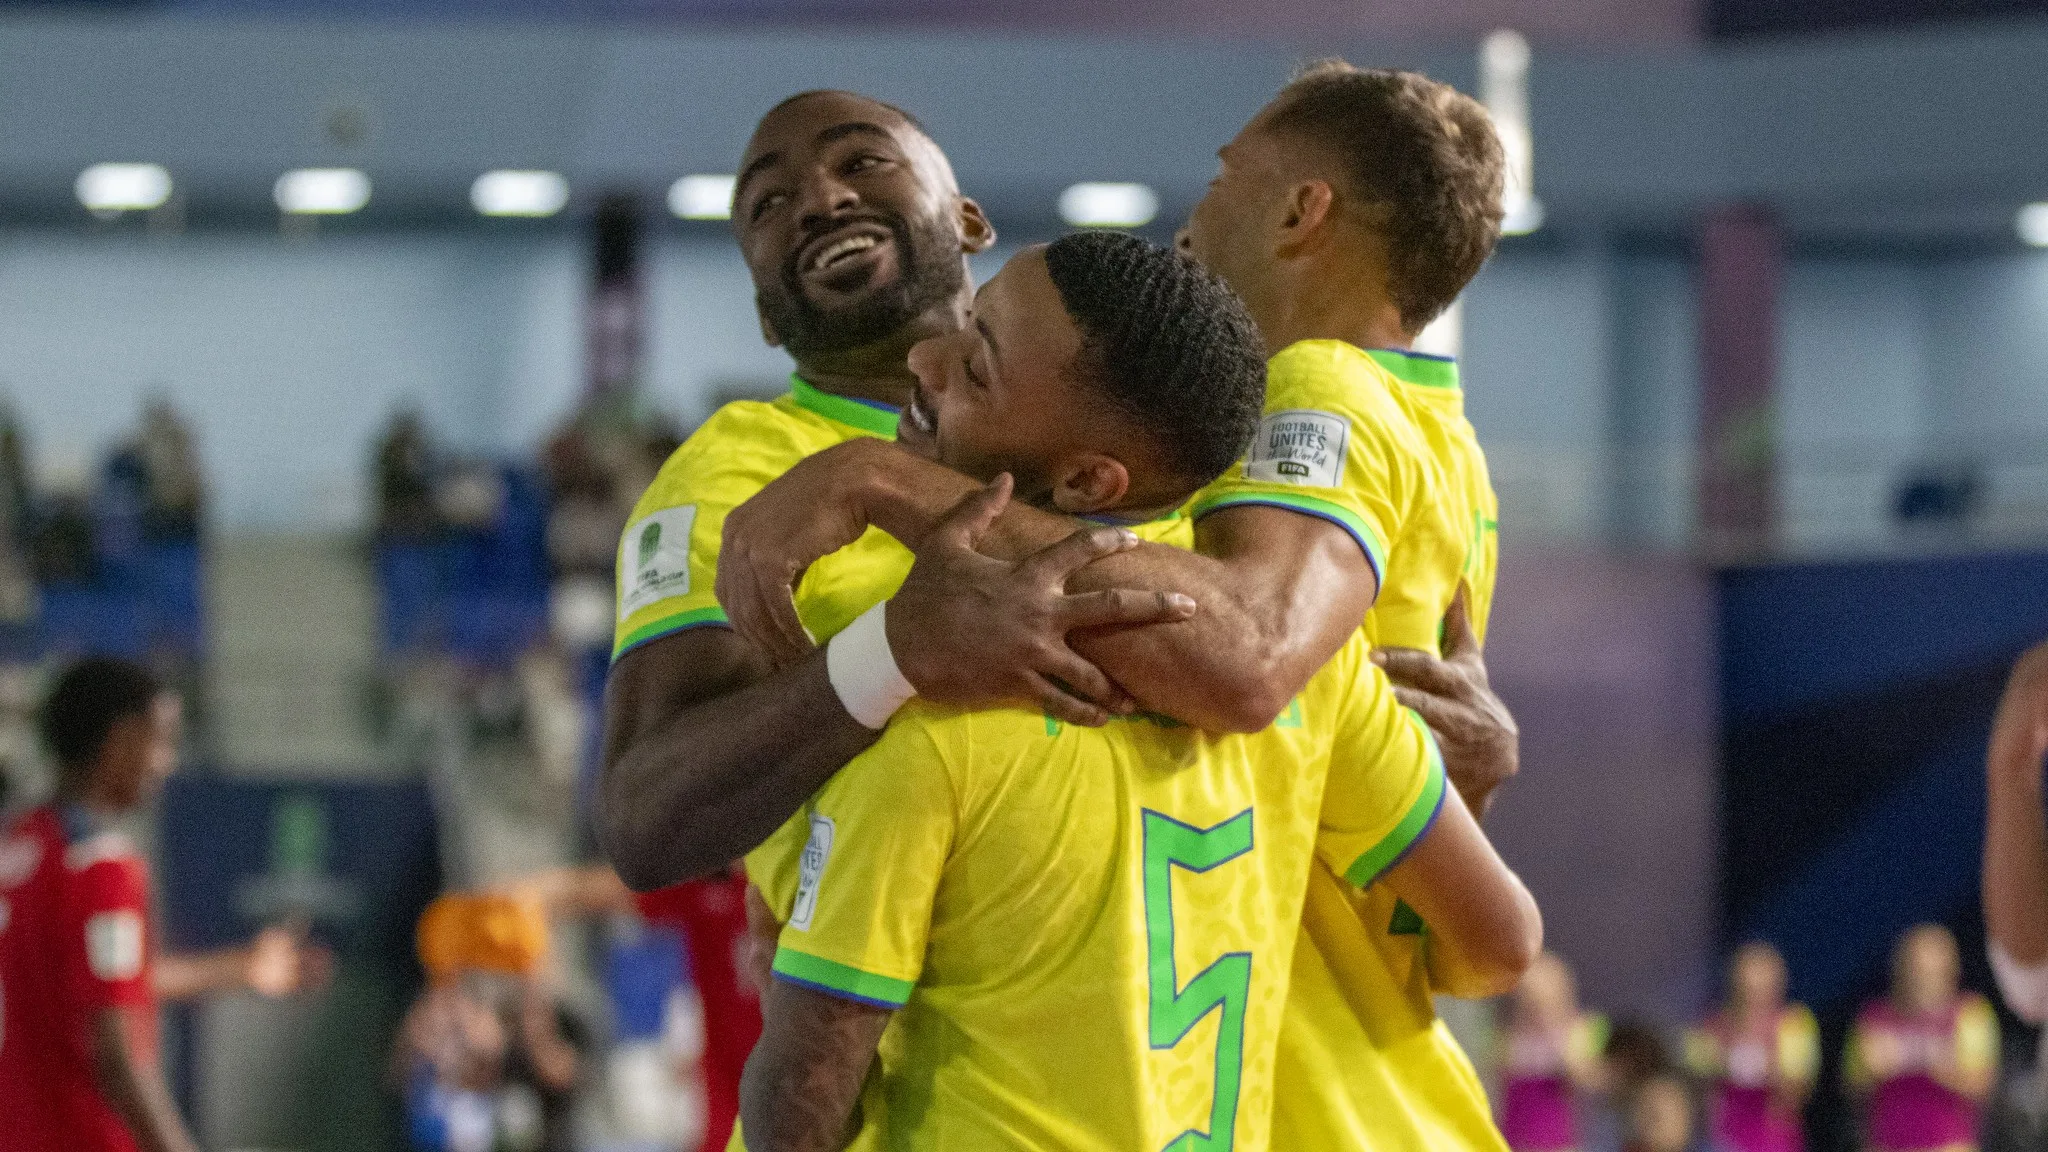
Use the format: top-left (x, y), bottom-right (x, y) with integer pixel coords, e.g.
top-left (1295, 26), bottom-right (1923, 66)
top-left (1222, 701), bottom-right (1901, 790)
top-left (0, 0), bottom-right (2045, 1149)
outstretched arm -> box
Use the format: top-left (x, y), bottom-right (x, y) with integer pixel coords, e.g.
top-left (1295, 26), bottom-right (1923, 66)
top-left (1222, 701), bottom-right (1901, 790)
top-left (719, 439), bottom-right (1374, 733)
top-left (1984, 639), bottom-right (2048, 1019)
top-left (740, 980), bottom-right (891, 1152)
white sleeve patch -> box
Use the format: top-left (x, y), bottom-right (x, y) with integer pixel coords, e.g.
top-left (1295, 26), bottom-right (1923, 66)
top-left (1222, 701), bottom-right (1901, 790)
top-left (618, 505), bottom-right (699, 621)
top-left (788, 815), bottom-right (836, 932)
top-left (85, 910), bottom-right (144, 982)
top-left (1243, 409), bottom-right (1348, 488)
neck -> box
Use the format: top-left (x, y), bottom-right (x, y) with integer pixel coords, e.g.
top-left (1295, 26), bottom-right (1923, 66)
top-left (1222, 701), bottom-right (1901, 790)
top-left (788, 297), bottom-right (968, 409)
top-left (1254, 256), bottom-right (1411, 354)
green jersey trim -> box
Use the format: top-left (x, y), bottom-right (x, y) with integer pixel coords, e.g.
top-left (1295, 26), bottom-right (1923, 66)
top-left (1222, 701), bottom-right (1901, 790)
top-left (612, 605), bottom-right (731, 663)
top-left (1342, 715), bottom-right (1448, 888)
top-left (1190, 490), bottom-right (1387, 586)
top-left (1366, 348), bottom-right (1460, 391)
top-left (789, 375), bottom-right (901, 440)
top-left (772, 946), bottom-right (915, 1009)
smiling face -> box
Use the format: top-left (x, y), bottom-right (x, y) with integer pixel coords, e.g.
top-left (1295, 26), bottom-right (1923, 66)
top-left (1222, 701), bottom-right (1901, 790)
top-left (734, 92), bottom-right (991, 357)
top-left (900, 246), bottom-right (1115, 509)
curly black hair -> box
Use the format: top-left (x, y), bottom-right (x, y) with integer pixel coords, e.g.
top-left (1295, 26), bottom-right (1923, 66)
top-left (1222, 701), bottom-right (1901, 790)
top-left (1042, 231), bottom-right (1268, 493)
top-left (1266, 61), bottom-right (1506, 333)
top-left (42, 656), bottom-right (161, 780)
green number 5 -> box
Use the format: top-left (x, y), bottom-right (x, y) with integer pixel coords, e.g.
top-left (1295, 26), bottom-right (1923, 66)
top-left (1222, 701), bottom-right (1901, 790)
top-left (1143, 808), bottom-right (1254, 1152)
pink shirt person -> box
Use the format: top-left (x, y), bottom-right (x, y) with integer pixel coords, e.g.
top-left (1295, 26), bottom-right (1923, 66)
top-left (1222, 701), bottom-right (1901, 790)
top-left (1846, 925), bottom-right (2000, 1152)
top-left (1499, 952), bottom-right (1608, 1152)
top-left (1686, 941), bottom-right (1819, 1152)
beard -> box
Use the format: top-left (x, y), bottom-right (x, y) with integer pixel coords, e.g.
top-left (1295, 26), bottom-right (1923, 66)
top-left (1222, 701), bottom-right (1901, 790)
top-left (757, 207), bottom-right (968, 356)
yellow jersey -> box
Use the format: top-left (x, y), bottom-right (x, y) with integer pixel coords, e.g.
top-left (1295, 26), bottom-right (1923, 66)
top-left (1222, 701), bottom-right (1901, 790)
top-left (612, 375), bottom-right (911, 662)
top-left (1193, 341), bottom-right (1508, 1152)
top-left (750, 634), bottom-right (1445, 1152)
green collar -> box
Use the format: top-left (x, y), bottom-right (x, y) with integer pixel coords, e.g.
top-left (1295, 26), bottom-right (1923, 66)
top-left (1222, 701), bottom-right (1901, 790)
top-left (1365, 348), bottom-right (1460, 390)
top-left (789, 375), bottom-right (901, 439)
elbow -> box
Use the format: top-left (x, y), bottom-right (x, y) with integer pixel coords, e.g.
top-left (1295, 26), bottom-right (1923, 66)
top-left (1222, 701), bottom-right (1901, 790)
top-left (1442, 904), bottom-right (1544, 1001)
top-left (594, 753), bottom-right (719, 892)
top-left (1206, 653), bottom-right (1307, 734)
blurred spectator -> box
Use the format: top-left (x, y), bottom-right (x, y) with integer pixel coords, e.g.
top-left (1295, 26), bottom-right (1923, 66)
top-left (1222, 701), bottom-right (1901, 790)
top-left (1685, 941), bottom-right (1819, 1152)
top-left (378, 408), bottom-right (442, 541)
top-left (30, 473), bottom-right (97, 585)
top-left (398, 891), bottom-right (590, 1152)
top-left (134, 398), bottom-right (202, 541)
top-left (1845, 924), bottom-right (1999, 1152)
top-left (1624, 1073), bottom-right (1701, 1152)
top-left (635, 869), bottom-right (761, 1152)
top-left (1500, 952), bottom-right (1610, 1152)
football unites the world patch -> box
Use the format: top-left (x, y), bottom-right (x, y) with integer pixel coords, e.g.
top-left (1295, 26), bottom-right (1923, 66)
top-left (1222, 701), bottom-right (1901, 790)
top-left (617, 505), bottom-right (698, 620)
top-left (1244, 409), bottom-right (1348, 488)
top-left (789, 814), bottom-right (836, 932)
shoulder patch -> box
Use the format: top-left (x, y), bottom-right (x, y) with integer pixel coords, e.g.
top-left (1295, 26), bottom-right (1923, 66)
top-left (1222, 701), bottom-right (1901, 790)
top-left (788, 814), bottom-right (835, 932)
top-left (86, 909), bottom-right (144, 981)
top-left (1245, 409), bottom-right (1347, 488)
top-left (618, 505), bottom-right (699, 621)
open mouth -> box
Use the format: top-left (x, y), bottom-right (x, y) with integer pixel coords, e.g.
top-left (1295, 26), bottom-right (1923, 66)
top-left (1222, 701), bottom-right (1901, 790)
top-left (906, 386), bottom-right (938, 437)
top-left (797, 223), bottom-right (896, 278)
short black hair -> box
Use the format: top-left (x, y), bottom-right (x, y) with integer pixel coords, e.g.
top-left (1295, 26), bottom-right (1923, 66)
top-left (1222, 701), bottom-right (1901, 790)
top-left (1042, 232), bottom-right (1268, 492)
top-left (42, 657), bottom-right (161, 780)
top-left (1266, 61), bottom-right (1506, 333)
top-left (763, 90), bottom-right (935, 142)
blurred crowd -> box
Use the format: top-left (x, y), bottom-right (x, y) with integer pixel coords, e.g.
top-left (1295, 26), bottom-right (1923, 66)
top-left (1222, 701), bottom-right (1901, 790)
top-left (1500, 929), bottom-right (2023, 1152)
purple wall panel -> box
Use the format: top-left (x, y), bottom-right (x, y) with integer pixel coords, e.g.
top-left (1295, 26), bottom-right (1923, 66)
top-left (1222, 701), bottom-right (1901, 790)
top-left (1483, 542), bottom-right (1718, 1021)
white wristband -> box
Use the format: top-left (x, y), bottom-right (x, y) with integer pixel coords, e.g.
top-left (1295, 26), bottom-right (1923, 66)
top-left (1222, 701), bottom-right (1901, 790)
top-left (826, 601), bottom-right (916, 729)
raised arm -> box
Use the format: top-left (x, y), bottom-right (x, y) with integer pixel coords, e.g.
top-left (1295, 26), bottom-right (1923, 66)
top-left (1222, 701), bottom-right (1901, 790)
top-left (603, 483), bottom-right (1182, 890)
top-left (719, 438), bottom-right (1374, 733)
top-left (1983, 639), bottom-right (2048, 1019)
top-left (91, 1007), bottom-right (201, 1152)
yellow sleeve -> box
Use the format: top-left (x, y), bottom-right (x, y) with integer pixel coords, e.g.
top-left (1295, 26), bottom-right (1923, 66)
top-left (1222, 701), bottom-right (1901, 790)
top-left (1779, 1004), bottom-right (1820, 1083)
top-left (1683, 1028), bottom-right (1724, 1077)
top-left (612, 402), bottom-right (804, 662)
top-left (1843, 1014), bottom-right (1874, 1090)
top-left (768, 707), bottom-right (961, 1009)
top-left (1955, 994), bottom-right (2000, 1076)
top-left (1313, 648), bottom-right (1448, 888)
top-left (1189, 342), bottom-right (1421, 586)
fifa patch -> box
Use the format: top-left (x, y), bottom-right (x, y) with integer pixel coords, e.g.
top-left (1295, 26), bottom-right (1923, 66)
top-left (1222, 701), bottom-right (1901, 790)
top-left (618, 505), bottom-right (698, 620)
top-left (1244, 409), bottom-right (1347, 488)
top-left (86, 910), bottom-right (144, 981)
top-left (788, 814), bottom-right (835, 932)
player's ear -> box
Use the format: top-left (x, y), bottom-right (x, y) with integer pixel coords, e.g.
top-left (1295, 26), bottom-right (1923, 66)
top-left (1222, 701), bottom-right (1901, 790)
top-left (755, 296), bottom-right (784, 349)
top-left (1050, 455), bottom-right (1130, 516)
top-left (1275, 179), bottom-right (1336, 256)
top-left (957, 197), bottom-right (997, 255)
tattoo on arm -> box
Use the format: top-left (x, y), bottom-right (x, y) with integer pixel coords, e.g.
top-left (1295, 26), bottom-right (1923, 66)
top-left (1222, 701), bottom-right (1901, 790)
top-left (740, 979), bottom-right (893, 1152)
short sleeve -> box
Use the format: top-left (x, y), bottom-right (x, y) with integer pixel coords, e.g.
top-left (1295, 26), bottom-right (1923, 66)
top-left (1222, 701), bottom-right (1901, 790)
top-left (1779, 1005), bottom-right (1821, 1082)
top-left (613, 404), bottom-right (800, 662)
top-left (768, 708), bottom-right (962, 1010)
top-left (1954, 995), bottom-right (2000, 1075)
top-left (1189, 342), bottom-right (1423, 586)
top-left (1314, 655), bottom-right (1447, 889)
top-left (67, 856), bottom-right (152, 1011)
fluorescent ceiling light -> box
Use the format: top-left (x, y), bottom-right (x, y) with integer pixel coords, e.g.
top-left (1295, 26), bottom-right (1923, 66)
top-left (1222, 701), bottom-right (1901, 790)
top-left (1058, 183), bottom-right (1158, 228)
top-left (472, 170), bottom-right (569, 218)
top-left (76, 163), bottom-right (173, 213)
top-left (275, 168), bottom-right (371, 215)
top-left (2019, 203), bottom-right (2048, 247)
top-left (669, 174), bottom-right (736, 221)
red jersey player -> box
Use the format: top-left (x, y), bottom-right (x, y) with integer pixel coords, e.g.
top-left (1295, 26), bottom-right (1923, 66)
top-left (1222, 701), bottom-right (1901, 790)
top-left (0, 658), bottom-right (327, 1152)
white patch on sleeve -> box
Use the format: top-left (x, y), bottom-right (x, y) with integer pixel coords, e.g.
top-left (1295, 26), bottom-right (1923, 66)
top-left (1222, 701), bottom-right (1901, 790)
top-left (1244, 409), bottom-right (1348, 488)
top-left (85, 910), bottom-right (144, 982)
top-left (618, 505), bottom-right (699, 621)
top-left (788, 815), bottom-right (836, 932)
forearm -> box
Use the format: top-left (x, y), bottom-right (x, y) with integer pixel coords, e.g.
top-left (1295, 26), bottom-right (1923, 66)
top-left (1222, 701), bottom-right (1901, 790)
top-left (154, 948), bottom-right (247, 1001)
top-left (1420, 872), bottom-right (1543, 1000)
top-left (740, 982), bottom-right (886, 1152)
top-left (1985, 737), bottom-right (2048, 964)
top-left (1391, 795), bottom-right (1543, 1001)
top-left (600, 649), bottom-right (879, 890)
top-left (862, 455), bottom-right (1358, 731)
top-left (92, 1010), bottom-right (201, 1152)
